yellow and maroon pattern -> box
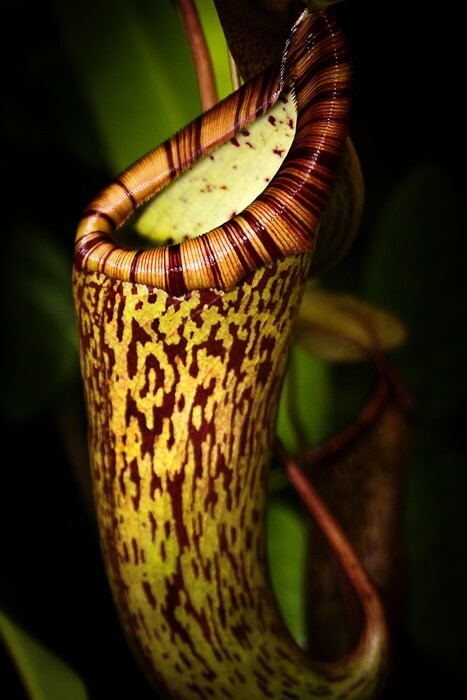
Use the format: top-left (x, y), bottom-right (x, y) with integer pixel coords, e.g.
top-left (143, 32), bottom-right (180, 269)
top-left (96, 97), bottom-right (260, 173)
top-left (74, 9), bottom-right (351, 295)
top-left (73, 6), bottom-right (388, 699)
top-left (73, 254), bottom-right (385, 699)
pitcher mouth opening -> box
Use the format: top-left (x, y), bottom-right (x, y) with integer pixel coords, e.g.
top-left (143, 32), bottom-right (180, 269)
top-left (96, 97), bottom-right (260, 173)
top-left (73, 8), bottom-right (351, 296)
top-left (115, 85), bottom-right (297, 254)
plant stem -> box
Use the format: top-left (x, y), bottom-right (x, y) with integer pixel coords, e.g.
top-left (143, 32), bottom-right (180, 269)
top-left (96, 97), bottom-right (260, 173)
top-left (302, 355), bottom-right (414, 469)
top-left (275, 437), bottom-right (388, 654)
top-left (288, 354), bottom-right (413, 664)
top-left (176, 0), bottom-right (218, 110)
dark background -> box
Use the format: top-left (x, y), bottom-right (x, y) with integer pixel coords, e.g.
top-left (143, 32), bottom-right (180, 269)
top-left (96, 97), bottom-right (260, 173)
top-left (1, 1), bottom-right (465, 697)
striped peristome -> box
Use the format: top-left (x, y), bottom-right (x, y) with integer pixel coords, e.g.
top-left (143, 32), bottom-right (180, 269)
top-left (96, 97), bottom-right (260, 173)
top-left (75, 9), bottom-right (351, 295)
top-left (72, 7), bottom-right (388, 699)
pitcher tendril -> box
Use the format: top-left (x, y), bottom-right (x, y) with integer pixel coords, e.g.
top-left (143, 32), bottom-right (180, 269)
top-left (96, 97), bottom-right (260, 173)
top-left (72, 8), bottom-right (389, 699)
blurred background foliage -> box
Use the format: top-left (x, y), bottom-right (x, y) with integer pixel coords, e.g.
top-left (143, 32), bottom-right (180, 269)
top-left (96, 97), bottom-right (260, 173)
top-left (1, 0), bottom-right (465, 697)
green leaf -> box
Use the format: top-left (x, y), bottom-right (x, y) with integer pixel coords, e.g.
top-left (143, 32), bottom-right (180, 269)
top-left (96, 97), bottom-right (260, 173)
top-left (195, 0), bottom-right (233, 100)
top-left (294, 287), bottom-right (406, 362)
top-left (267, 498), bottom-right (307, 646)
top-left (50, 0), bottom-right (203, 173)
top-left (0, 608), bottom-right (88, 700)
top-left (1, 221), bottom-right (79, 422)
top-left (277, 342), bottom-right (331, 454)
